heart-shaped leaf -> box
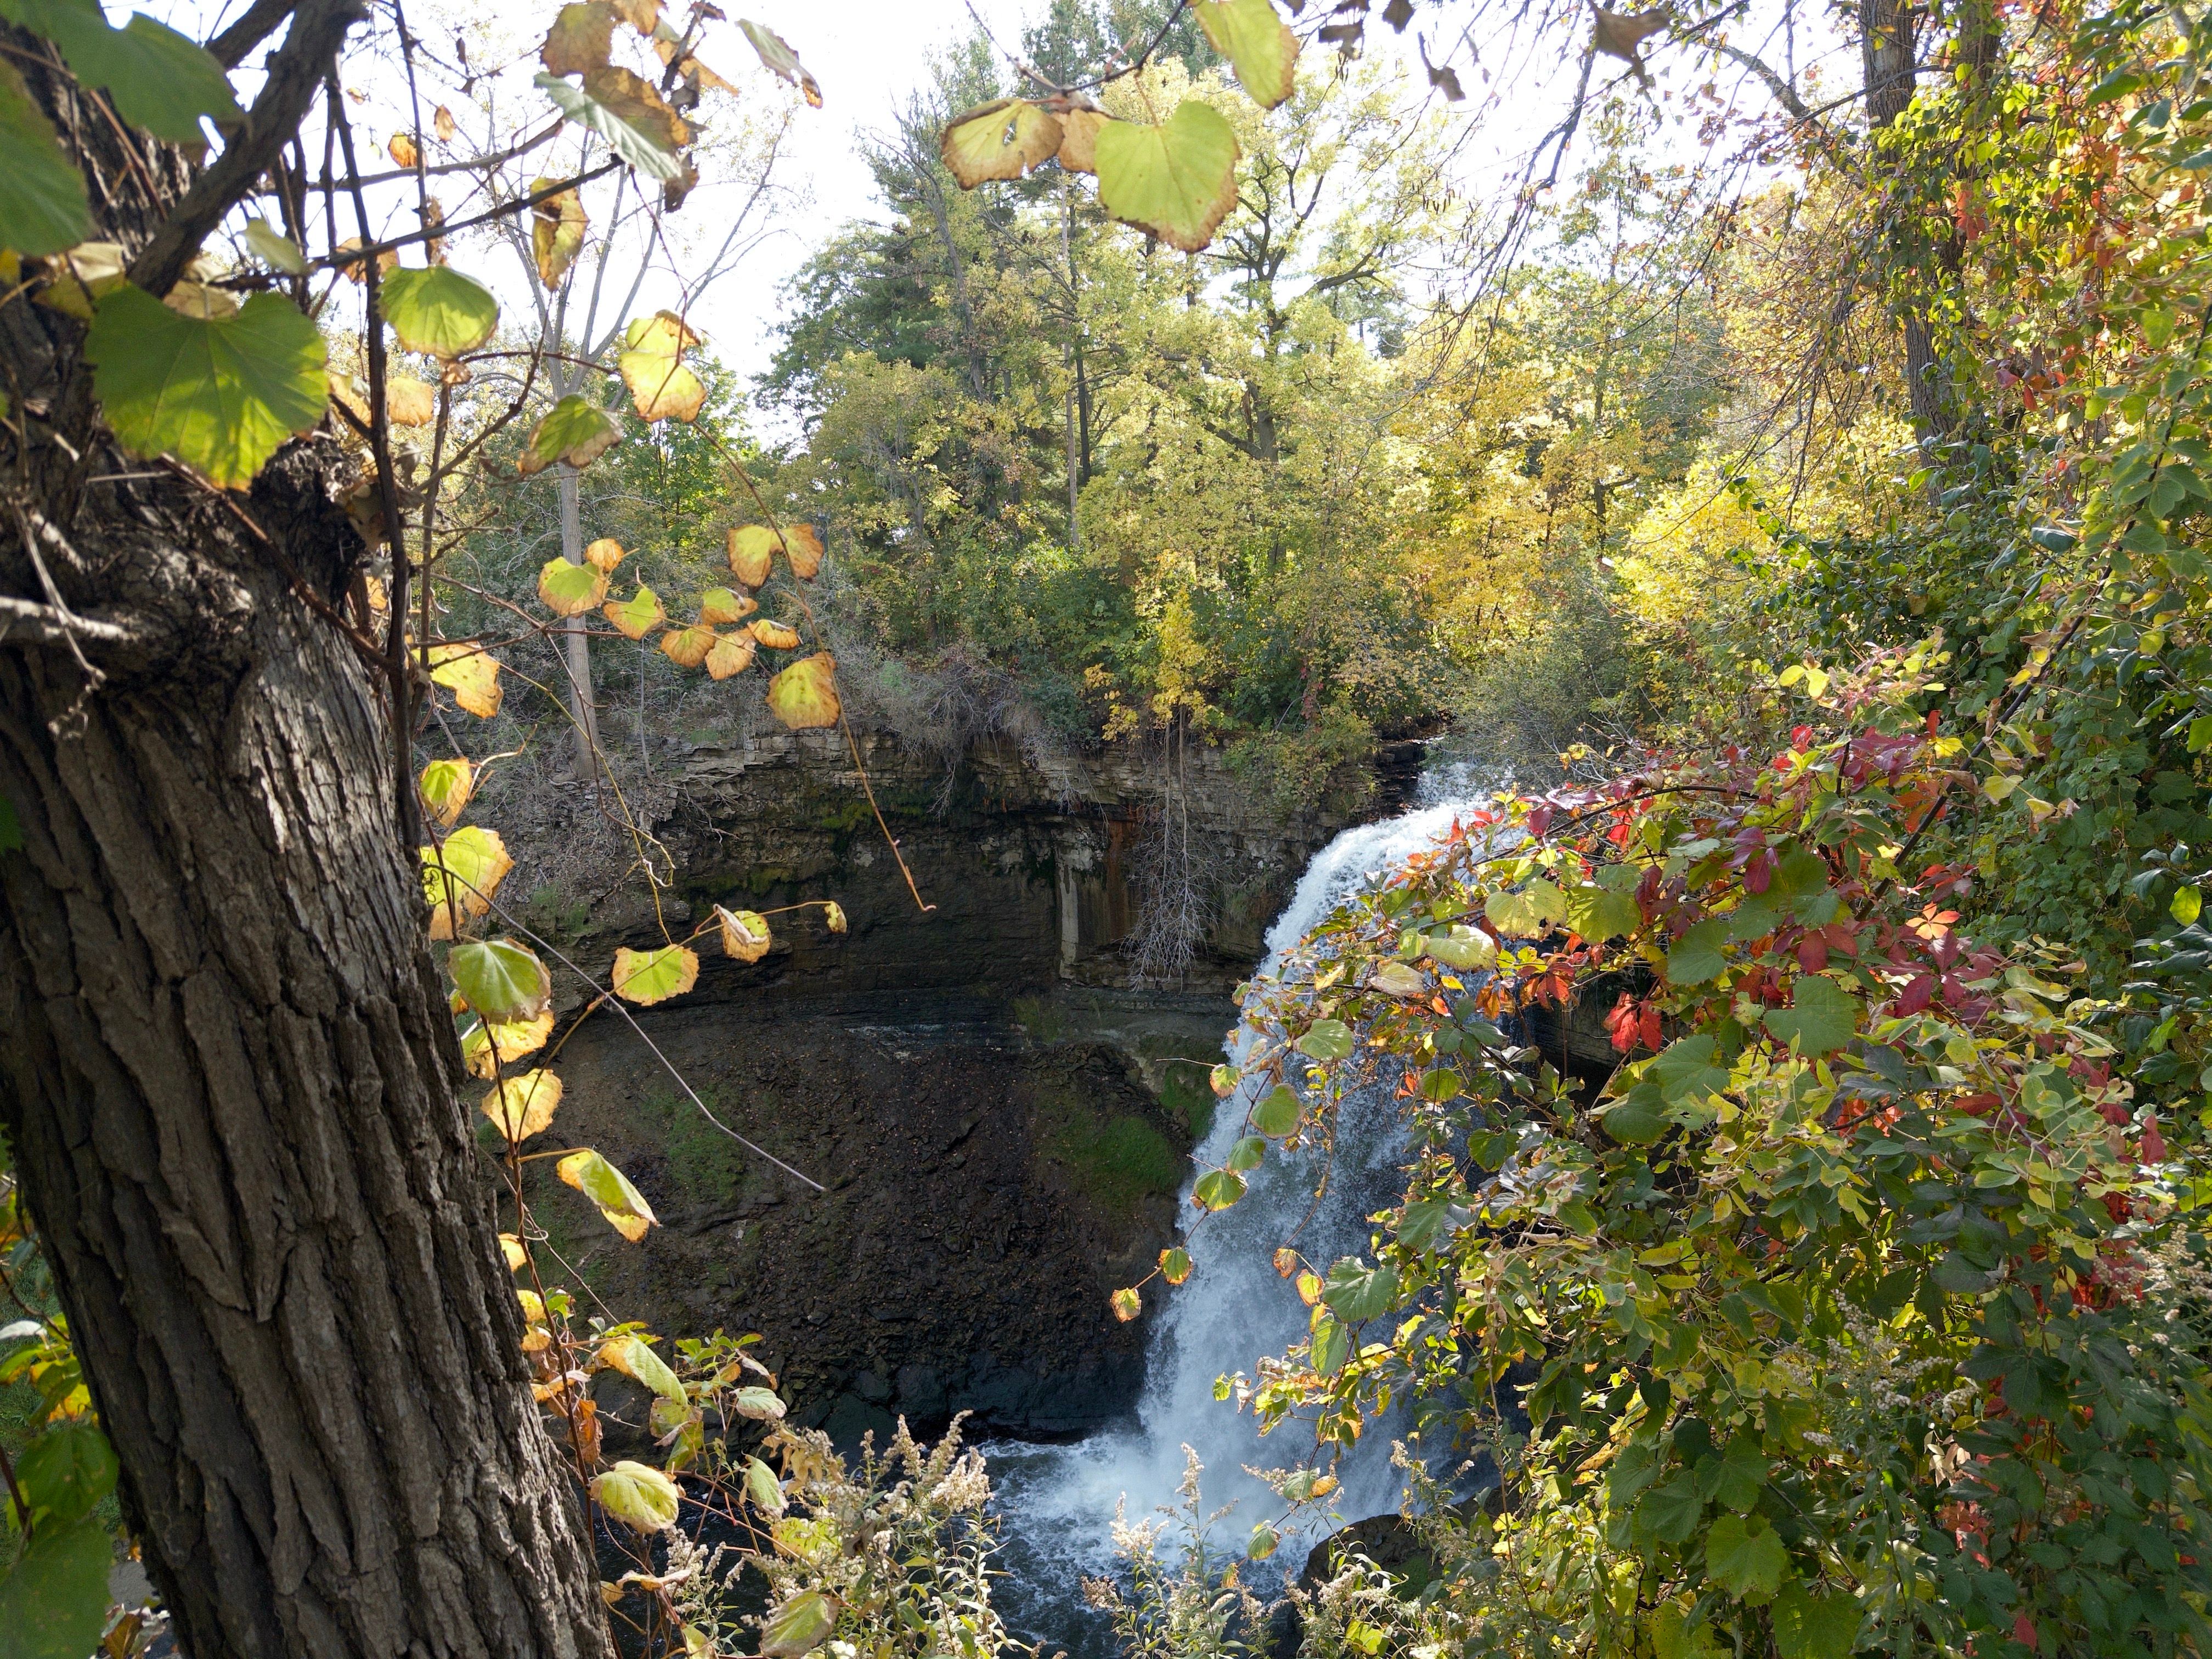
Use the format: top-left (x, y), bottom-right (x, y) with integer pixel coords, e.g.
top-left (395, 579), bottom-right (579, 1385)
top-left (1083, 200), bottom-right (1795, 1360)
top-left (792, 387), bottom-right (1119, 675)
top-left (0, 63), bottom-right (90, 256)
top-left (481, 1069), bottom-right (563, 1141)
top-left (381, 266), bottom-right (498, 359)
top-left (539, 556), bottom-right (610, 617)
top-left (611, 944), bottom-right (697, 1005)
top-left (86, 286), bottom-right (327, 488)
top-left (558, 1148), bottom-right (657, 1240)
top-left (767, 652), bottom-right (841, 730)
top-left (1194, 0), bottom-right (1299, 108)
top-left (1763, 975), bottom-right (1860, 1056)
top-left (520, 393), bottom-right (618, 475)
top-left (448, 936), bottom-right (551, 1020)
top-left (1094, 97), bottom-right (1240, 253)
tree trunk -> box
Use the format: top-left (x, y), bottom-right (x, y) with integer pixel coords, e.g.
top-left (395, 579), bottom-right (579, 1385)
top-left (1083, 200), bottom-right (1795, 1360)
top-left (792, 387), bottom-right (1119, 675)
top-left (1861, 0), bottom-right (1952, 433)
top-left (0, 12), bottom-right (611, 1657)
top-left (555, 465), bottom-right (605, 780)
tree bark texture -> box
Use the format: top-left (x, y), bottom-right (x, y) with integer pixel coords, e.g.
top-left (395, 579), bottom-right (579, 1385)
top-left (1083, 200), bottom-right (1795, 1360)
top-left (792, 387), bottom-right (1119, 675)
top-left (0, 11), bottom-right (611, 1658)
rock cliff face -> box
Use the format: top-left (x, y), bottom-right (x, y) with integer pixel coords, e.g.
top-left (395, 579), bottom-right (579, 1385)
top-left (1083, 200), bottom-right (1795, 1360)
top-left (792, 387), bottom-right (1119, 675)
top-left (493, 725), bottom-right (1424, 1012)
top-left (493, 728), bottom-right (1423, 1442)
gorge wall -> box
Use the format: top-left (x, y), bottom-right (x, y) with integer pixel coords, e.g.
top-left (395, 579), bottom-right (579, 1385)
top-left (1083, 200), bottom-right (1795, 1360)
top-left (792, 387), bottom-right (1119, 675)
top-left (490, 725), bottom-right (1425, 1448)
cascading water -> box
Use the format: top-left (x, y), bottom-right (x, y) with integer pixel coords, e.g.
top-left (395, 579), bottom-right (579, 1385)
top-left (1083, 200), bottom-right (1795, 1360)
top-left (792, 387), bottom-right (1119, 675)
top-left (986, 772), bottom-right (1493, 1656)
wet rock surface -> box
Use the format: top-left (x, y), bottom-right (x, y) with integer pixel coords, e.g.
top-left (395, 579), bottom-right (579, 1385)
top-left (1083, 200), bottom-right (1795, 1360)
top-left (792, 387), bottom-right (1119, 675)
top-left (527, 990), bottom-right (1236, 1443)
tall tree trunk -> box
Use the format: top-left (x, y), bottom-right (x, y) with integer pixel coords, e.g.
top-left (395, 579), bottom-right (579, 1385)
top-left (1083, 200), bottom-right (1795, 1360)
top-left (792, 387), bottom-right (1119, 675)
top-left (555, 465), bottom-right (605, 780)
top-left (1861, 0), bottom-right (1951, 432)
top-left (0, 10), bottom-right (611, 1657)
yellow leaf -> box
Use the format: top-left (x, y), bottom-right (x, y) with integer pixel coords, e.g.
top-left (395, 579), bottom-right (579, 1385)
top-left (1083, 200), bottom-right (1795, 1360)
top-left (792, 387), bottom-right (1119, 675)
top-left (427, 642), bottom-right (503, 717)
top-left (160, 280), bottom-right (238, 320)
top-left (335, 236), bottom-right (398, 285)
top-left (585, 537), bottom-right (627, 573)
top-left (421, 825), bottom-right (512, 936)
top-left (783, 522), bottom-right (823, 579)
top-left (1194, 0), bottom-right (1299, 108)
top-left (1095, 98), bottom-right (1241, 253)
top-left (435, 104), bottom-right (456, 142)
top-left (389, 131), bottom-right (420, 169)
top-left (941, 98), bottom-right (1062, 188)
top-left (749, 618), bottom-right (801, 650)
top-left (387, 375), bottom-right (438, 426)
top-left (704, 633), bottom-right (756, 680)
top-left (36, 241), bottom-right (125, 320)
top-left (532, 179), bottom-right (588, 289)
top-left (591, 1460), bottom-right (680, 1532)
top-left (698, 586), bottom-right (757, 625)
top-left (715, 905), bottom-right (771, 962)
top-left (541, 1), bottom-right (615, 75)
top-left (618, 307), bottom-right (708, 422)
top-left (823, 901), bottom-right (847, 935)
top-left (611, 943), bottom-right (698, 1005)
top-left (499, 1233), bottom-right (527, 1269)
top-left (1057, 106), bottom-right (1111, 174)
top-left (659, 624), bottom-right (716, 668)
top-left (610, 0), bottom-right (658, 31)
top-left (482, 1069), bottom-right (564, 1141)
top-left (727, 524), bottom-right (777, 586)
top-left (1110, 1286), bottom-right (1142, 1322)
top-left (417, 755), bottom-right (476, 825)
top-left (461, 1009), bottom-right (556, 1078)
top-left (766, 652), bottom-right (840, 730)
top-left (602, 585), bottom-right (665, 640)
top-left (559, 1148), bottom-right (659, 1241)
top-left (540, 557), bottom-right (610, 618)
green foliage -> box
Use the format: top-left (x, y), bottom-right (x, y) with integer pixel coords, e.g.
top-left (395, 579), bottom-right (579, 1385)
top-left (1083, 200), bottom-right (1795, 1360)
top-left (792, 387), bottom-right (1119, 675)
top-left (1043, 1096), bottom-right (1184, 1212)
top-left (0, 64), bottom-right (88, 257)
top-left (84, 288), bottom-right (328, 489)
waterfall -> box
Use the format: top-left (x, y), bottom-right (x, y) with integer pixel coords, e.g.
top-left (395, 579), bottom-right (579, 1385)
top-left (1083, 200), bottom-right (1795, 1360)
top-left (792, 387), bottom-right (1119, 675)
top-left (986, 773), bottom-right (1492, 1655)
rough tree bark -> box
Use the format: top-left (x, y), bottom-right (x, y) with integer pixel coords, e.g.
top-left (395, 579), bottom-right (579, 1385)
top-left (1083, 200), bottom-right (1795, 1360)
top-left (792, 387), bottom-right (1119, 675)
top-left (0, 7), bottom-right (611, 1656)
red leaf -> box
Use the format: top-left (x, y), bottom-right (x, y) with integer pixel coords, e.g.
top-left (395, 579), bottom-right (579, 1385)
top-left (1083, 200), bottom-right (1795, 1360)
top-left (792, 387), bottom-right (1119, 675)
top-left (2142, 1121), bottom-right (2167, 1163)
top-left (2013, 1615), bottom-right (2038, 1651)
top-left (1790, 724), bottom-right (1813, 748)
top-left (1638, 1006), bottom-right (1663, 1051)
top-left (1896, 973), bottom-right (1936, 1014)
top-left (1797, 935), bottom-right (1830, 972)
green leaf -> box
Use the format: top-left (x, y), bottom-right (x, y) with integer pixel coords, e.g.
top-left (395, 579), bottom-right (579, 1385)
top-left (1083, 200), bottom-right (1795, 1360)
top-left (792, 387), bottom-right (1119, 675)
top-left (1194, 1169), bottom-right (1246, 1210)
top-left (1369, 960), bottom-right (1427, 996)
top-left (1094, 97), bottom-right (1240, 254)
top-left (243, 217), bottom-right (306, 274)
top-left (761, 1589), bottom-right (839, 1657)
top-left (1310, 1311), bottom-right (1347, 1374)
top-left (1705, 1512), bottom-right (1786, 1602)
top-left (1224, 1134), bottom-right (1266, 1172)
top-left (1321, 1260), bottom-right (1398, 1323)
top-left (1420, 925), bottom-right (1496, 970)
top-left (1768, 845), bottom-right (1830, 913)
top-left (745, 1456), bottom-right (785, 1514)
top-left (1770, 1581), bottom-right (1862, 1659)
top-left (1251, 1084), bottom-right (1301, 1136)
top-left (1248, 1522), bottom-right (1280, 1560)
top-left (520, 393), bottom-right (619, 475)
top-left (1194, 0), bottom-right (1299, 107)
top-left (0, 1515), bottom-right (112, 1659)
top-left (1666, 918), bottom-right (1730, 984)
top-left (1637, 1471), bottom-right (1703, 1544)
top-left (599, 1333), bottom-right (684, 1403)
top-left (1566, 882), bottom-right (1643, 941)
top-left (1486, 877), bottom-right (1566, 936)
top-left (416, 757), bottom-right (475, 826)
top-left (381, 266), bottom-right (499, 359)
top-left (1700, 1434), bottom-right (1767, 1513)
top-left (557, 1148), bottom-right (658, 1241)
top-left (534, 68), bottom-right (686, 180)
top-left (0, 61), bottom-right (90, 256)
top-left (730, 1386), bottom-right (786, 1420)
top-left (2174, 885), bottom-right (2203, 925)
top-left (1601, 1080), bottom-right (1667, 1146)
top-left (1650, 1034), bottom-right (1730, 1106)
top-left (86, 287), bottom-right (327, 488)
top-left (447, 938), bottom-right (551, 1022)
top-left (0, 0), bottom-right (240, 144)
top-left (590, 1459), bottom-right (680, 1531)
top-left (13, 1421), bottom-right (115, 1526)
top-left (1763, 975), bottom-right (1860, 1057)
top-left (1296, 1018), bottom-right (1354, 1060)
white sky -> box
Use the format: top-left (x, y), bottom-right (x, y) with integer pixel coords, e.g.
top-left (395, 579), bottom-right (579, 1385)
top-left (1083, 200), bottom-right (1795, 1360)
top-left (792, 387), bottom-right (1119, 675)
top-left (149, 0), bottom-right (1849, 403)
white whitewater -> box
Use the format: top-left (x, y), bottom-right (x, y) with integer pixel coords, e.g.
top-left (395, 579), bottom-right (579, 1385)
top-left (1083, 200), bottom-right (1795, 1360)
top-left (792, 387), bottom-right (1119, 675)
top-left (987, 773), bottom-right (1492, 1653)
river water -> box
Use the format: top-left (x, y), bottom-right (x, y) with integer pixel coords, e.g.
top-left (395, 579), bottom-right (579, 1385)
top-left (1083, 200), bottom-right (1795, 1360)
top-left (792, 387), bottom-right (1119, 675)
top-left (985, 772), bottom-right (1492, 1657)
